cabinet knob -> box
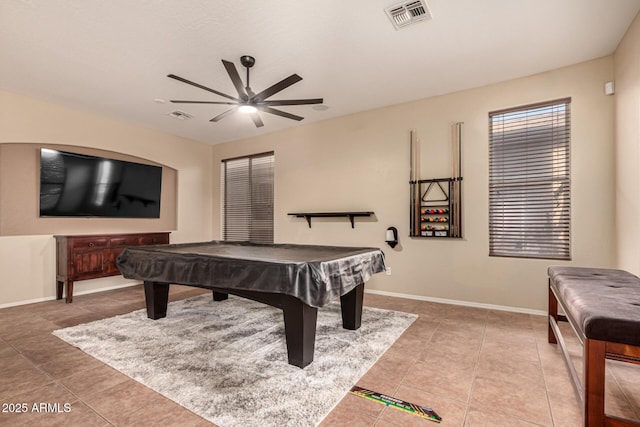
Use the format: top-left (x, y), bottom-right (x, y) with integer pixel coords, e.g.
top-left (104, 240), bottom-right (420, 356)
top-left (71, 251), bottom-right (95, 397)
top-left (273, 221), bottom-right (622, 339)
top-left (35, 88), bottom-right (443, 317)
top-left (88, 242), bottom-right (94, 247)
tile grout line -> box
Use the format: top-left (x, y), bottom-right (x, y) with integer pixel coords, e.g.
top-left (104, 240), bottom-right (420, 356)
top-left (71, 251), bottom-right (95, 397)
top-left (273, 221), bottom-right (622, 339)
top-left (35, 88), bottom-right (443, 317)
top-left (460, 311), bottom-right (488, 426)
top-left (372, 307), bottom-right (441, 427)
top-left (532, 313), bottom-right (559, 427)
top-left (607, 362), bottom-right (640, 422)
top-left (44, 306), bottom-right (119, 427)
top-left (3, 310), bottom-right (115, 426)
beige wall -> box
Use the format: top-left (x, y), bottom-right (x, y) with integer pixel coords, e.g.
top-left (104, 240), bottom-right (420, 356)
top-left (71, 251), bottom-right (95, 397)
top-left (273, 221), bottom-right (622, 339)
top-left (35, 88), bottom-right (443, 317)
top-left (0, 90), bottom-right (213, 306)
top-left (0, 55), bottom-right (619, 311)
top-left (212, 57), bottom-right (616, 313)
top-left (615, 13), bottom-right (640, 274)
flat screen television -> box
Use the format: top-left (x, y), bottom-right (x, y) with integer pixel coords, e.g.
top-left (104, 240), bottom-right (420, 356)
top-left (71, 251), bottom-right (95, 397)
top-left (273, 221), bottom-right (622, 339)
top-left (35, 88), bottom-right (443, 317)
top-left (39, 148), bottom-right (162, 218)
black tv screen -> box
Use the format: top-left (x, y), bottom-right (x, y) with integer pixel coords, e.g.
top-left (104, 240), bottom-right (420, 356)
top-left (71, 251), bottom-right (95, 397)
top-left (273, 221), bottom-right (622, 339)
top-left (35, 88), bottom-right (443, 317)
top-left (39, 149), bottom-right (162, 218)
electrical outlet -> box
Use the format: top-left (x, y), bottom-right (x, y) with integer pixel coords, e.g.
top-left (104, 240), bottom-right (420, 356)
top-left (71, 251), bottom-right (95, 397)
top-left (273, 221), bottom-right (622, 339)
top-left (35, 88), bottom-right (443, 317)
top-left (386, 267), bottom-right (392, 276)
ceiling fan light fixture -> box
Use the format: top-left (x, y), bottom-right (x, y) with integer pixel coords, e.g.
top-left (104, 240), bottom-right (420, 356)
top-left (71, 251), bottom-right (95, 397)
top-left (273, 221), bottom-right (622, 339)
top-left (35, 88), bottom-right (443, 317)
top-left (168, 55), bottom-right (323, 127)
top-left (238, 104), bottom-right (257, 114)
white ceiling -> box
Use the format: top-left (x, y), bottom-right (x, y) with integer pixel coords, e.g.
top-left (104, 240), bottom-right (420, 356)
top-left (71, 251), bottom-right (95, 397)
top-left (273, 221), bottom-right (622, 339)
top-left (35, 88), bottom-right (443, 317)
top-left (1, 0), bottom-right (639, 145)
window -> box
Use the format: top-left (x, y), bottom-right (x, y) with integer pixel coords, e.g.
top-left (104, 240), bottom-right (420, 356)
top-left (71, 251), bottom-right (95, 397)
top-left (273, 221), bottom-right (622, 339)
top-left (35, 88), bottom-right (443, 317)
top-left (489, 98), bottom-right (571, 260)
top-left (221, 152), bottom-right (274, 244)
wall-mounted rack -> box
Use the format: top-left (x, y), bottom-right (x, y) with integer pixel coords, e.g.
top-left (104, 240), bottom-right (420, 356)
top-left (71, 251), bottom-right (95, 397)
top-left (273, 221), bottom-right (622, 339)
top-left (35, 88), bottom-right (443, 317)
top-left (288, 211), bottom-right (374, 228)
top-left (410, 177), bottom-right (462, 238)
top-left (409, 122), bottom-right (463, 238)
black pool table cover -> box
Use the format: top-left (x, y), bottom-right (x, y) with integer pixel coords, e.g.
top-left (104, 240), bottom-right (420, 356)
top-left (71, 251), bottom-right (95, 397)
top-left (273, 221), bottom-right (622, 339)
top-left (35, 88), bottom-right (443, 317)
top-left (116, 240), bottom-right (386, 307)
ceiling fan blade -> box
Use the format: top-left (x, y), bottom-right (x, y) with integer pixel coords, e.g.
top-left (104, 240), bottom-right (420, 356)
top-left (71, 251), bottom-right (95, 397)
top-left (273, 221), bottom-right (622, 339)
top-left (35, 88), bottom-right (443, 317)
top-left (170, 100), bottom-right (237, 105)
top-left (168, 74), bottom-right (238, 102)
top-left (250, 112), bottom-right (264, 128)
top-left (261, 106), bottom-right (304, 121)
top-left (210, 107), bottom-right (238, 122)
top-left (263, 98), bottom-right (323, 106)
top-left (252, 74), bottom-right (302, 102)
top-left (222, 60), bottom-right (248, 99)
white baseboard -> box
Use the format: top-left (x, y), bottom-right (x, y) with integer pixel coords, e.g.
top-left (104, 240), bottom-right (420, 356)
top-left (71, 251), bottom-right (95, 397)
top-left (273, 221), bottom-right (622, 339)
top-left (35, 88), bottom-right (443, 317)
top-left (0, 295), bottom-right (58, 309)
top-left (72, 281), bottom-right (141, 298)
top-left (0, 282), bottom-right (141, 309)
top-left (2, 283), bottom-right (546, 317)
top-left (364, 289), bottom-right (546, 316)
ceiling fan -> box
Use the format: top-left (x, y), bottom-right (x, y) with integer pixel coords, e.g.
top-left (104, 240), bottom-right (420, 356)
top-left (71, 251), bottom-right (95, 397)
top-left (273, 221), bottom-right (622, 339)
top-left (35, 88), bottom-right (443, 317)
top-left (167, 55), bottom-right (323, 128)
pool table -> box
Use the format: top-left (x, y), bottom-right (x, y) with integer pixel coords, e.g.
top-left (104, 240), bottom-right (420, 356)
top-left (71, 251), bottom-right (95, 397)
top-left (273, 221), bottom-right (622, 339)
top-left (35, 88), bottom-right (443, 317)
top-left (116, 240), bottom-right (386, 368)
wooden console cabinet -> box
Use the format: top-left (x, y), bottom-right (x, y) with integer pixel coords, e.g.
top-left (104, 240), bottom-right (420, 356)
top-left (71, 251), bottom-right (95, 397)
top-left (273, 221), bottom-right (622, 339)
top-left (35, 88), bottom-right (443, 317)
top-left (55, 232), bottom-right (170, 303)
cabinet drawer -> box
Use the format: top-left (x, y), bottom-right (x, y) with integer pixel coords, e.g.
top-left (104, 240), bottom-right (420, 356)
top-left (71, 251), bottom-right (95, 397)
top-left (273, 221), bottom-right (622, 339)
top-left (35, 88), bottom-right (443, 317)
top-left (109, 236), bottom-right (140, 247)
top-left (70, 237), bottom-right (109, 249)
top-left (139, 234), bottom-right (169, 245)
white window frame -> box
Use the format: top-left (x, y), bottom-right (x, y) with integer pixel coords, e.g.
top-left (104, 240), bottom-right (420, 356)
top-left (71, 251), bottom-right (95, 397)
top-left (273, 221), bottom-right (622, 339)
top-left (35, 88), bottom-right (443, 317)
top-left (488, 98), bottom-right (571, 260)
top-left (221, 152), bottom-right (274, 244)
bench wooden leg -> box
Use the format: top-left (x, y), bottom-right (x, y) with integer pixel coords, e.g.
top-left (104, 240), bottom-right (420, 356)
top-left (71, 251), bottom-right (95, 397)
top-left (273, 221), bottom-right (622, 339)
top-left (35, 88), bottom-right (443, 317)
top-left (548, 282), bottom-right (558, 344)
top-left (584, 338), bottom-right (606, 427)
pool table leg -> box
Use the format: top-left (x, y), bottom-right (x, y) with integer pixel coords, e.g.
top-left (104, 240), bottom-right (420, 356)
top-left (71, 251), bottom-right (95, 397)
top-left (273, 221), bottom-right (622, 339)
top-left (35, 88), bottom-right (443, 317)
top-left (340, 284), bottom-right (364, 330)
top-left (282, 296), bottom-right (318, 368)
top-left (144, 281), bottom-right (170, 320)
top-left (212, 291), bottom-right (228, 301)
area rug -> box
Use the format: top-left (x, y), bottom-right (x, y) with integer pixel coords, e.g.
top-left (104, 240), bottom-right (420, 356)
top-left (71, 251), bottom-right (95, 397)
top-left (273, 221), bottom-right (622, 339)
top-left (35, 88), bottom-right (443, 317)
top-left (53, 294), bottom-right (417, 426)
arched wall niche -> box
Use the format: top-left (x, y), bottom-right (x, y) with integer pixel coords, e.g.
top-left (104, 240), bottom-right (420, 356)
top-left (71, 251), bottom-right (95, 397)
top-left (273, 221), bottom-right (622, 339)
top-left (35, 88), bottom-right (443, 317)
top-left (0, 143), bottom-right (177, 236)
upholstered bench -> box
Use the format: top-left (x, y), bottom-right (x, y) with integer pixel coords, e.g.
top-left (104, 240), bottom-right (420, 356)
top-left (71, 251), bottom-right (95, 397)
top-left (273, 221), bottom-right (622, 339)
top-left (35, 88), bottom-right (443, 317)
top-left (548, 266), bottom-right (640, 427)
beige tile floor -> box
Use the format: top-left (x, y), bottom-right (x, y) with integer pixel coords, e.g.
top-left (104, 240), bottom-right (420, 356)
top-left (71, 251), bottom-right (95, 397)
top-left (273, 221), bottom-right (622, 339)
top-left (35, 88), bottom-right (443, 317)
top-left (0, 285), bottom-right (639, 426)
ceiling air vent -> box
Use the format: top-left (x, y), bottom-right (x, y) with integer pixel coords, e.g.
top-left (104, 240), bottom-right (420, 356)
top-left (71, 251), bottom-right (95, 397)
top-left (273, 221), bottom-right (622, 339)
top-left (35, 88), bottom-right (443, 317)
top-left (167, 110), bottom-right (193, 120)
top-left (385, 0), bottom-right (432, 30)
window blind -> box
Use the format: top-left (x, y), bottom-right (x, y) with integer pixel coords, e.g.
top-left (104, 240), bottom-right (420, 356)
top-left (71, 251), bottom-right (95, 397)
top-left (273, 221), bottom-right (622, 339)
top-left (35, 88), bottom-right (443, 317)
top-left (221, 152), bottom-right (274, 244)
top-left (489, 98), bottom-right (571, 260)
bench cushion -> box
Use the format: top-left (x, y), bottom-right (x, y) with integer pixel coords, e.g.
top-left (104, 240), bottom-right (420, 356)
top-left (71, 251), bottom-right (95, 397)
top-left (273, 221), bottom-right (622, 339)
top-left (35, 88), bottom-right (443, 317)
top-left (548, 266), bottom-right (640, 346)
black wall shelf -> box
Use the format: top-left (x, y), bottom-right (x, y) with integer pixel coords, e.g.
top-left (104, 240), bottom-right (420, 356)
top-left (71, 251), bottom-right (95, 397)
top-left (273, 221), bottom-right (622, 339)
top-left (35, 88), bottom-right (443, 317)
top-left (288, 211), bottom-right (374, 228)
